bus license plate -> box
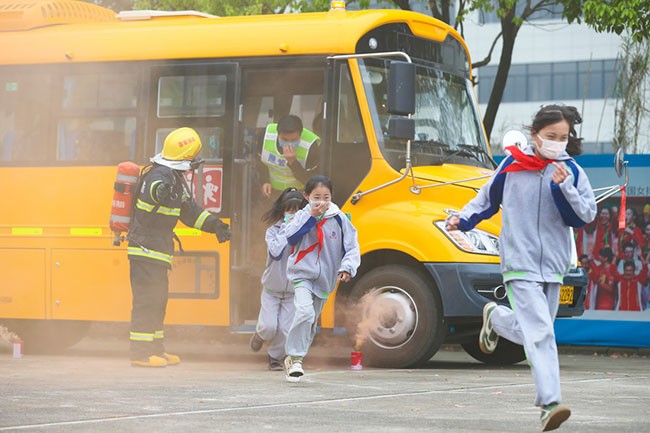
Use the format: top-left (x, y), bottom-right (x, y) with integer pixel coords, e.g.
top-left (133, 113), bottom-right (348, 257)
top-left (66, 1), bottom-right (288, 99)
top-left (560, 285), bottom-right (574, 305)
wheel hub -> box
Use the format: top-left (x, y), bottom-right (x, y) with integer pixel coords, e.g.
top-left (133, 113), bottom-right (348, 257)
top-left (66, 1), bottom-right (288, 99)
top-left (363, 287), bottom-right (417, 349)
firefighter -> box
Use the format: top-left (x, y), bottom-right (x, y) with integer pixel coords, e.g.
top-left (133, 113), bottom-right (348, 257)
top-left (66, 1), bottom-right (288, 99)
top-left (127, 127), bottom-right (231, 367)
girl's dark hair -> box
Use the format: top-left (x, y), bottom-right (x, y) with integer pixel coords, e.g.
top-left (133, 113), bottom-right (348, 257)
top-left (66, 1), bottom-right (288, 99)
top-left (261, 187), bottom-right (306, 225)
top-left (304, 175), bottom-right (333, 195)
top-left (528, 104), bottom-right (583, 156)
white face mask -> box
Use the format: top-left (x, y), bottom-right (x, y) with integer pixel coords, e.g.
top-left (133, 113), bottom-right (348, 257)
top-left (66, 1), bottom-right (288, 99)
top-left (536, 134), bottom-right (567, 159)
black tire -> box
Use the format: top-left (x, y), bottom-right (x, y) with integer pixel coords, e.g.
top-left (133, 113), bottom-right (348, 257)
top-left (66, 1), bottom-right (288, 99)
top-left (346, 265), bottom-right (444, 368)
top-left (1, 319), bottom-right (90, 354)
top-left (461, 337), bottom-right (526, 365)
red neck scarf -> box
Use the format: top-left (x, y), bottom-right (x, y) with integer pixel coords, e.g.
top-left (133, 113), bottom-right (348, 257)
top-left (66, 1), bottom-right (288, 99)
top-left (500, 146), bottom-right (554, 173)
top-left (294, 218), bottom-right (328, 264)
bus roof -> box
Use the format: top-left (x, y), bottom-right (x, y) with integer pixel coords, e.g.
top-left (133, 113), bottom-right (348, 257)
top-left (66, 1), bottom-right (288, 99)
top-left (0, 0), bottom-right (467, 65)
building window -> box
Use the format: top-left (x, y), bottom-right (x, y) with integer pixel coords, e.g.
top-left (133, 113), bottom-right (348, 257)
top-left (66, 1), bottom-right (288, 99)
top-left (477, 59), bottom-right (618, 104)
top-left (478, 1), bottom-right (564, 24)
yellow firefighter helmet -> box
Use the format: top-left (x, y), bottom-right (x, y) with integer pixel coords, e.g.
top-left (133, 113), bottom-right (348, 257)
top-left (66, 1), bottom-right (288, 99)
top-left (162, 127), bottom-right (202, 161)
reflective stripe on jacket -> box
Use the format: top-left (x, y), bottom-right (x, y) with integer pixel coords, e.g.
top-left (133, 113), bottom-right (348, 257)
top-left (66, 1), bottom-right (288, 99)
top-left (127, 164), bottom-right (221, 267)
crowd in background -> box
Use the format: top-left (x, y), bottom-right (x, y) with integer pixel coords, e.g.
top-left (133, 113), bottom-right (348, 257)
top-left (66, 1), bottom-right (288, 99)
top-left (576, 202), bottom-right (650, 311)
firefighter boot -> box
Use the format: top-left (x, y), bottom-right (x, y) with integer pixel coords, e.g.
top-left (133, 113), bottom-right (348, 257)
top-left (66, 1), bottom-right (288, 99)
top-left (163, 352), bottom-right (181, 366)
top-left (131, 355), bottom-right (168, 368)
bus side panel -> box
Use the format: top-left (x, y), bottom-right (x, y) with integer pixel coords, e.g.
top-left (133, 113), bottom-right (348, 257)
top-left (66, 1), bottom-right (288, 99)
top-left (51, 249), bottom-right (130, 321)
top-left (0, 249), bottom-right (46, 319)
top-left (50, 249), bottom-right (231, 326)
top-left (165, 250), bottom-right (230, 327)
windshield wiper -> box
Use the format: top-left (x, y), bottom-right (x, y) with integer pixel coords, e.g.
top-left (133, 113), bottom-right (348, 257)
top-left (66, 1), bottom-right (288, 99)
top-left (458, 144), bottom-right (497, 168)
top-left (440, 145), bottom-right (477, 164)
top-left (441, 144), bottom-right (495, 167)
top-left (410, 139), bottom-right (450, 156)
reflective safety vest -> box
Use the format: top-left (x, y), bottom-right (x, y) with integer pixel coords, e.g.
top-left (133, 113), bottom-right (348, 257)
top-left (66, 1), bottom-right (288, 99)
top-left (260, 124), bottom-right (318, 191)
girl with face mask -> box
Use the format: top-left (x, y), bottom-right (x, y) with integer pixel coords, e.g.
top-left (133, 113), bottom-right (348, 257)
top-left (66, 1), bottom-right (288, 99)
top-left (249, 188), bottom-right (306, 371)
top-left (446, 104), bottom-right (597, 431)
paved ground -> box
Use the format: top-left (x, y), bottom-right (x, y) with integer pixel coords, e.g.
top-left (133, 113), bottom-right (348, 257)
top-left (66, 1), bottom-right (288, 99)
top-left (0, 328), bottom-right (649, 433)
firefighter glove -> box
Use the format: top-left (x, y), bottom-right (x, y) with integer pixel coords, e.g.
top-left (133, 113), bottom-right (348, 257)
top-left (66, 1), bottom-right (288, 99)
top-left (215, 220), bottom-right (231, 243)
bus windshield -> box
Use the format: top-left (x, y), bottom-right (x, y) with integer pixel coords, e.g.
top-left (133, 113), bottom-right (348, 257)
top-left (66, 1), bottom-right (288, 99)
top-left (360, 58), bottom-right (493, 170)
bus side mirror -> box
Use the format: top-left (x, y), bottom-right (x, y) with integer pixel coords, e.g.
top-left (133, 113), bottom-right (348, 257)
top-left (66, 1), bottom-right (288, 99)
top-left (388, 116), bottom-right (415, 140)
top-left (388, 61), bottom-right (415, 116)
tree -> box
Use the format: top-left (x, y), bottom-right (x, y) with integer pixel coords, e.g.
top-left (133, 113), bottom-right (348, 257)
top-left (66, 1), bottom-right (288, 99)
top-left (561, 0), bottom-right (650, 43)
top-left (612, 37), bottom-right (650, 154)
top-left (381, 0), bottom-right (648, 141)
top-left (383, 1), bottom-right (569, 139)
top-left (130, 0), bottom-right (330, 15)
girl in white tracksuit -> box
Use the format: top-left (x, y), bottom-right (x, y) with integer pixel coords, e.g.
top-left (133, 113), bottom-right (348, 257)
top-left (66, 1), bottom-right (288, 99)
top-left (251, 188), bottom-right (306, 370)
top-left (447, 105), bottom-right (596, 431)
top-left (282, 175), bottom-right (361, 382)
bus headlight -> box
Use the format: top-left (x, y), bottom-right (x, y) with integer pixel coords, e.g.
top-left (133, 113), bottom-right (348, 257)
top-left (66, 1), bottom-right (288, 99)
top-left (433, 221), bottom-right (499, 255)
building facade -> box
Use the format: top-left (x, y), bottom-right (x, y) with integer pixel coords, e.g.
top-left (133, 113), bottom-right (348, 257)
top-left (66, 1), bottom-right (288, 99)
top-left (462, 3), bottom-right (623, 155)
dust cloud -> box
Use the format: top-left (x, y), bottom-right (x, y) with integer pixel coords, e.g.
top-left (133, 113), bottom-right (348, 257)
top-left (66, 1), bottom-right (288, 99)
top-left (339, 290), bottom-right (393, 352)
top-left (352, 291), bottom-right (379, 351)
top-left (0, 324), bottom-right (21, 344)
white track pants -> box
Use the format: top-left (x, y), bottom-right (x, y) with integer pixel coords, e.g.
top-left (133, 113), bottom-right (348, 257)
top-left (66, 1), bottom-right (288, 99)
top-left (256, 290), bottom-right (295, 360)
top-left (491, 280), bottom-right (562, 407)
top-left (285, 284), bottom-right (326, 358)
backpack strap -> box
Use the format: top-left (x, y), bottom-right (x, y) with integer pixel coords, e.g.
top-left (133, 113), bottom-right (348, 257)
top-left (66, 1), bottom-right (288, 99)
top-left (334, 214), bottom-right (345, 254)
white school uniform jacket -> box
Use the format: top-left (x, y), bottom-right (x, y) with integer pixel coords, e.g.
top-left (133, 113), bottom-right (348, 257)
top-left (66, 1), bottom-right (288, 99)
top-left (285, 203), bottom-right (361, 299)
top-left (260, 222), bottom-right (293, 296)
top-left (457, 146), bottom-right (597, 283)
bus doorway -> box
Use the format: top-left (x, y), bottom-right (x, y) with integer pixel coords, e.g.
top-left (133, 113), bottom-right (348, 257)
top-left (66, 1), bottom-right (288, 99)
top-left (229, 62), bottom-right (327, 328)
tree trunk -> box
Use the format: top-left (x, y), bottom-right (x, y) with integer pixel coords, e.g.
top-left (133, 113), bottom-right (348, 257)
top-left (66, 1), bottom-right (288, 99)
top-left (482, 16), bottom-right (520, 140)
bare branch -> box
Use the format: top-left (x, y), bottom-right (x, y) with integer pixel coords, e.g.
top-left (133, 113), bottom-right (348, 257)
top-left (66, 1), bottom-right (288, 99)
top-left (471, 31), bottom-right (503, 69)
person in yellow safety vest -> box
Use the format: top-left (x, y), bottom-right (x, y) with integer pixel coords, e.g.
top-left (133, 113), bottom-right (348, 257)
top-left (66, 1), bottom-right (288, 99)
top-left (258, 115), bottom-right (320, 199)
top-left (127, 127), bottom-right (231, 368)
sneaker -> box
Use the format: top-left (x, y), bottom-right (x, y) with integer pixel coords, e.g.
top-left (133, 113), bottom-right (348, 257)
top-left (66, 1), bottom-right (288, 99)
top-left (540, 403), bottom-right (571, 431)
top-left (268, 356), bottom-right (283, 371)
top-left (162, 352), bottom-right (181, 366)
top-left (479, 301), bottom-right (499, 354)
top-left (131, 355), bottom-right (167, 368)
top-left (284, 356), bottom-right (304, 382)
top-left (250, 332), bottom-right (264, 352)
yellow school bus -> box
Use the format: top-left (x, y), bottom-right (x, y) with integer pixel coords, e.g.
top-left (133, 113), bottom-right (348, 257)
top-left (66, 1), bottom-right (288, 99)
top-left (0, 0), bottom-right (585, 366)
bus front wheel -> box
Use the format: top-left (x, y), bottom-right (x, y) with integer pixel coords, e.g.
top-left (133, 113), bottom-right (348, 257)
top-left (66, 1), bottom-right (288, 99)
top-left (461, 338), bottom-right (526, 365)
top-left (347, 265), bottom-right (444, 368)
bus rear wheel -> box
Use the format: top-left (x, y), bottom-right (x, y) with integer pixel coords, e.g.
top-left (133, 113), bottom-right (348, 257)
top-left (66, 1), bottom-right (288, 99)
top-left (347, 265), bottom-right (444, 368)
top-left (1, 319), bottom-right (90, 354)
top-left (461, 338), bottom-right (526, 365)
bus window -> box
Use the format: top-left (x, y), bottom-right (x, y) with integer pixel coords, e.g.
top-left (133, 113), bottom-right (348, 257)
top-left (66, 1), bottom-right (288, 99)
top-left (57, 117), bottom-right (136, 162)
top-left (337, 64), bottom-right (364, 144)
top-left (0, 73), bottom-right (50, 163)
top-left (62, 73), bottom-right (138, 110)
top-left (361, 58), bottom-right (490, 170)
top-left (56, 69), bottom-right (140, 163)
top-left (157, 75), bottom-right (227, 118)
top-left (155, 126), bottom-right (223, 162)
top-left (328, 63), bottom-right (370, 204)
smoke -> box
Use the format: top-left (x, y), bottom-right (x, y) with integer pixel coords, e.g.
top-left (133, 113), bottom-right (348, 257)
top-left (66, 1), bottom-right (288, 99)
top-left (0, 324), bottom-right (21, 344)
top-left (349, 290), bottom-right (394, 352)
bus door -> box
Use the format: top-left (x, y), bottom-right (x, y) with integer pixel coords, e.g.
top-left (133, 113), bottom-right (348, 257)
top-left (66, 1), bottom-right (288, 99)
top-left (323, 59), bottom-right (371, 206)
top-left (147, 62), bottom-right (239, 326)
top-left (230, 62), bottom-right (327, 328)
